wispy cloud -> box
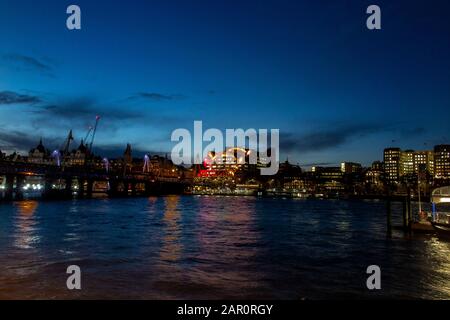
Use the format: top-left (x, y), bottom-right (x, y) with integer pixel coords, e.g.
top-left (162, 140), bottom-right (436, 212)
top-left (132, 92), bottom-right (187, 102)
top-left (36, 97), bottom-right (139, 121)
top-left (26, 95), bottom-right (183, 136)
top-left (0, 91), bottom-right (41, 105)
top-left (25, 98), bottom-right (141, 136)
top-left (0, 127), bottom-right (168, 157)
top-left (280, 123), bottom-right (386, 153)
top-left (2, 53), bottom-right (54, 77)
top-left (399, 126), bottom-right (426, 137)
top-left (0, 129), bottom-right (57, 152)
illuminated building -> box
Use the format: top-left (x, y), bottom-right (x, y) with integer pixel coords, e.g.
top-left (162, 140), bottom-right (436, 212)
top-left (28, 138), bottom-right (51, 164)
top-left (384, 148), bottom-right (436, 182)
top-left (413, 151), bottom-right (434, 176)
top-left (340, 162), bottom-right (362, 174)
top-left (434, 145), bottom-right (450, 180)
top-left (400, 150), bottom-right (414, 176)
top-left (311, 166), bottom-right (344, 191)
top-left (198, 147), bottom-right (257, 178)
top-left (312, 166), bottom-right (343, 179)
top-left (383, 145), bottom-right (447, 182)
top-left (275, 160), bottom-right (302, 190)
top-left (371, 161), bottom-right (383, 170)
top-left (383, 148), bottom-right (401, 183)
top-left (67, 140), bottom-right (89, 166)
top-left (365, 163), bottom-right (384, 186)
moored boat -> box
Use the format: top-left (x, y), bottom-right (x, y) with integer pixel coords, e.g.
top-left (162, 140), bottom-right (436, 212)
top-left (430, 186), bottom-right (450, 235)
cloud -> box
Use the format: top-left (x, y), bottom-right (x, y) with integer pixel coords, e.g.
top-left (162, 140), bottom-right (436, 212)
top-left (280, 123), bottom-right (385, 153)
top-left (0, 127), bottom-right (169, 159)
top-left (399, 127), bottom-right (427, 137)
top-left (0, 92), bottom-right (188, 155)
top-left (0, 129), bottom-right (57, 153)
top-left (28, 97), bottom-right (141, 130)
top-left (39, 99), bottom-right (139, 121)
top-left (26, 96), bottom-right (183, 142)
top-left (0, 91), bottom-right (41, 105)
top-left (133, 92), bottom-right (187, 101)
top-left (2, 53), bottom-right (54, 76)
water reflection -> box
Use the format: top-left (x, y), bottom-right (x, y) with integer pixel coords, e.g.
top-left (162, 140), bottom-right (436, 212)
top-left (16, 200), bottom-right (38, 216)
top-left (423, 238), bottom-right (450, 297)
top-left (13, 200), bottom-right (40, 249)
top-left (148, 196), bottom-right (158, 204)
top-left (197, 196), bottom-right (259, 255)
top-left (146, 196), bottom-right (159, 215)
top-left (159, 195), bottom-right (181, 262)
top-left (195, 197), bottom-right (262, 292)
top-left (2, 197), bottom-right (450, 299)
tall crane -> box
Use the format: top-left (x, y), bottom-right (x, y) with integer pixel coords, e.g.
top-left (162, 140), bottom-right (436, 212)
top-left (88, 115), bottom-right (100, 153)
top-left (61, 129), bottom-right (74, 155)
top-left (84, 126), bottom-right (93, 143)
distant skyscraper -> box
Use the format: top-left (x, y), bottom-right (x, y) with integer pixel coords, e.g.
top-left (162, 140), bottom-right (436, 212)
top-left (400, 150), bottom-right (415, 176)
top-left (413, 151), bottom-right (434, 176)
top-left (384, 148), bottom-right (401, 183)
top-left (434, 145), bottom-right (450, 180)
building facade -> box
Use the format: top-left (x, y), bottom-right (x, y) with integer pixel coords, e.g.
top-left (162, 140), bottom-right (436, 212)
top-left (383, 148), bottom-right (401, 183)
top-left (383, 146), bottom-right (447, 182)
top-left (340, 162), bottom-right (362, 174)
top-left (413, 151), bottom-right (434, 176)
top-left (400, 150), bottom-right (415, 176)
top-left (434, 145), bottom-right (450, 180)
top-left (28, 139), bottom-right (51, 164)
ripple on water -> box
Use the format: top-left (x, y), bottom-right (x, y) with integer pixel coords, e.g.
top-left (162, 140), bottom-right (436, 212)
top-left (1, 197), bottom-right (450, 299)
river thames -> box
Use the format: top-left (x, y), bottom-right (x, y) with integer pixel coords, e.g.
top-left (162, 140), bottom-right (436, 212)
top-left (1, 196), bottom-right (450, 299)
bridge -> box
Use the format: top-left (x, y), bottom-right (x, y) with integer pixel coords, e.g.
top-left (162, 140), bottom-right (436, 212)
top-left (0, 160), bottom-right (191, 201)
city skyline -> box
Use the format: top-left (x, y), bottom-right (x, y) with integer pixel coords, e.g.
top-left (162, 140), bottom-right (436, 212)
top-left (1, 0), bottom-right (450, 167)
top-left (2, 130), bottom-right (448, 175)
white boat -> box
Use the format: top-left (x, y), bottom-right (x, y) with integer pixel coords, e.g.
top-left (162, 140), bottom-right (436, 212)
top-left (430, 186), bottom-right (450, 235)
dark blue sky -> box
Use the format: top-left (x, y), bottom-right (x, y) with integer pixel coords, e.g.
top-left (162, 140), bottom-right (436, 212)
top-left (1, 0), bottom-right (449, 167)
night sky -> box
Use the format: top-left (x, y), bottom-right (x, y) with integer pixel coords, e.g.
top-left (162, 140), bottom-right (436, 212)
top-left (1, 0), bottom-right (449, 167)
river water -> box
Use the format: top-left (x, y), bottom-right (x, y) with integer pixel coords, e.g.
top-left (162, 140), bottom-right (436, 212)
top-left (1, 196), bottom-right (449, 299)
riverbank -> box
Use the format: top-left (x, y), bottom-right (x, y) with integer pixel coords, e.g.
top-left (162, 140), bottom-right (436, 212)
top-left (0, 189), bottom-right (432, 203)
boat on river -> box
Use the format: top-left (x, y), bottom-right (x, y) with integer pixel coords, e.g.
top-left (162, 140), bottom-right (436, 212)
top-left (430, 186), bottom-right (450, 236)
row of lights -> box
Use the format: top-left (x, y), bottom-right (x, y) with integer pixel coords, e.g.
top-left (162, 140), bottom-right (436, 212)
top-left (0, 184), bottom-right (42, 191)
top-left (22, 183), bottom-right (43, 191)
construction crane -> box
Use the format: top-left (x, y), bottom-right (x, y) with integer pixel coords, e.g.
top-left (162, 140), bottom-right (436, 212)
top-left (61, 129), bottom-right (74, 156)
top-left (88, 115), bottom-right (100, 153)
top-left (84, 126), bottom-right (93, 143)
